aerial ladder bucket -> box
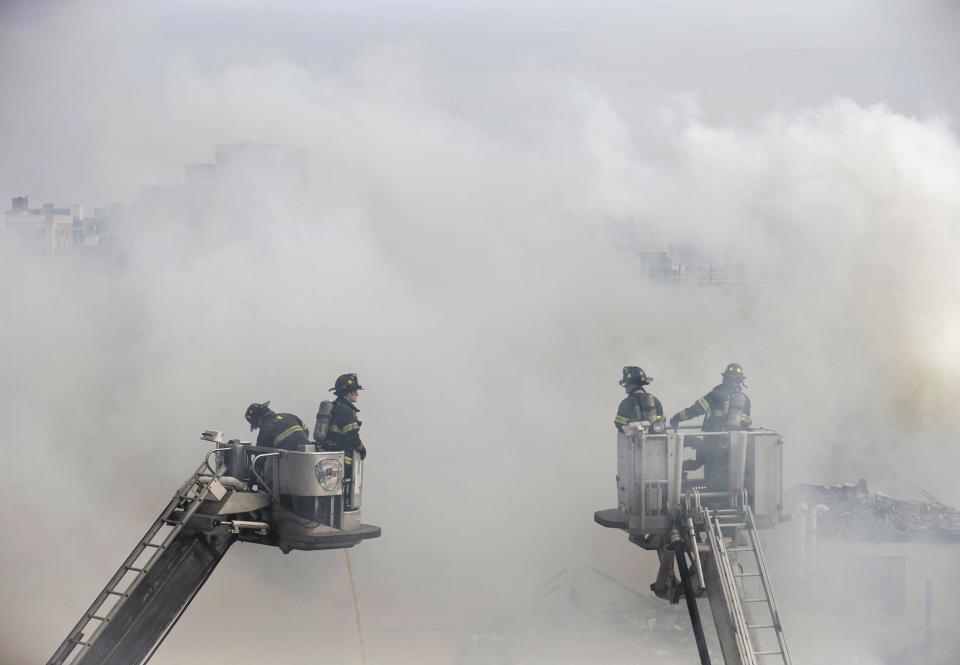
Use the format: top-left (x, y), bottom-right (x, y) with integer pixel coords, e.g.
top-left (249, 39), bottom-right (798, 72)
top-left (47, 433), bottom-right (380, 665)
top-left (595, 426), bottom-right (792, 665)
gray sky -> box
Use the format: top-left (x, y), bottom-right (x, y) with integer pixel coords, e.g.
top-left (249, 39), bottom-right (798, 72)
top-left (1, 0), bottom-right (959, 207)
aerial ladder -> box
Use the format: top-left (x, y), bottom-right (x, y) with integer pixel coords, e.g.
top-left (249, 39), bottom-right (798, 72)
top-left (47, 431), bottom-right (380, 665)
top-left (595, 426), bottom-right (792, 665)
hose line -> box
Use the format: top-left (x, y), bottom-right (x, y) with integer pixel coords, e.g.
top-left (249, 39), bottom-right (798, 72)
top-left (344, 550), bottom-right (368, 665)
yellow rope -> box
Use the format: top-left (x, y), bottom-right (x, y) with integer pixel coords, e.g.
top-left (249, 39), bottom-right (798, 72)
top-left (344, 549), bottom-right (367, 665)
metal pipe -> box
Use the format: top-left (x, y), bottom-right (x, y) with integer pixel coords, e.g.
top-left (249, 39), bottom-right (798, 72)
top-left (218, 476), bottom-right (245, 491)
top-left (806, 503), bottom-right (828, 604)
top-left (271, 453), bottom-right (280, 508)
top-left (675, 428), bottom-right (732, 436)
top-left (672, 433), bottom-right (684, 510)
top-left (683, 490), bottom-right (741, 500)
top-left (686, 517), bottom-right (707, 592)
top-left (351, 456), bottom-right (363, 509)
top-left (924, 579), bottom-right (933, 665)
top-left (796, 503), bottom-right (808, 601)
top-left (215, 520), bottom-right (270, 534)
top-left (639, 433), bottom-right (647, 520)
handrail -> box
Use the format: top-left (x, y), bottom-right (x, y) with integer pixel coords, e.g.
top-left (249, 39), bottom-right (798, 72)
top-left (250, 453), bottom-right (279, 496)
top-left (205, 447), bottom-right (230, 476)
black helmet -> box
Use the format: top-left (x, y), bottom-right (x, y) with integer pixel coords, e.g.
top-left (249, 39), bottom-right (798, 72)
top-left (620, 366), bottom-right (652, 388)
top-left (245, 401), bottom-right (272, 431)
top-left (722, 363), bottom-right (746, 384)
top-left (330, 373), bottom-right (364, 396)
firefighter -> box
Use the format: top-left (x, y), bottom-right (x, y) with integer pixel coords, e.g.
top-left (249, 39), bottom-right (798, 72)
top-left (614, 366), bottom-right (665, 432)
top-left (668, 363), bottom-right (752, 432)
top-left (244, 401), bottom-right (311, 451)
top-left (669, 363), bottom-right (752, 489)
top-left (326, 373), bottom-right (367, 489)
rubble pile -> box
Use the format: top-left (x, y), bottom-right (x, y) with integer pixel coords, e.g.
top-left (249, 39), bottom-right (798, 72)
top-left (787, 479), bottom-right (960, 542)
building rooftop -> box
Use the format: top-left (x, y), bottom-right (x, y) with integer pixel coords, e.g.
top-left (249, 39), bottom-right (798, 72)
top-left (787, 479), bottom-right (960, 543)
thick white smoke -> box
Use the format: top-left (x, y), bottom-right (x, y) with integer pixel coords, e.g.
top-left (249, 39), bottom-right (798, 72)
top-left (2, 2), bottom-right (960, 664)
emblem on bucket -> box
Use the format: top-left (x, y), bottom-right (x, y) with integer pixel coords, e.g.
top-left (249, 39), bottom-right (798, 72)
top-left (314, 459), bottom-right (343, 492)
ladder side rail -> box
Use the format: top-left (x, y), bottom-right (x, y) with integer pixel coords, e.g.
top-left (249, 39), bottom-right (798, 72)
top-left (715, 519), bottom-right (758, 665)
top-left (714, 518), bottom-right (756, 663)
top-left (48, 498), bottom-right (188, 665)
top-left (138, 536), bottom-right (230, 665)
top-left (720, 508), bottom-right (787, 664)
top-left (708, 516), bottom-right (755, 665)
top-left (48, 498), bottom-right (191, 665)
top-left (79, 465), bottom-right (225, 649)
top-left (47, 462), bottom-right (221, 665)
top-left (686, 516), bottom-right (707, 592)
top-left (75, 531), bottom-right (236, 665)
top-left (744, 505), bottom-right (793, 665)
top-left (705, 511), bottom-right (758, 665)
top-left (701, 518), bottom-right (743, 665)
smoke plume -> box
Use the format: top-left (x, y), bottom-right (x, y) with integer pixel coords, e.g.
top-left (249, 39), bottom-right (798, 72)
top-left (2, 1), bottom-right (960, 663)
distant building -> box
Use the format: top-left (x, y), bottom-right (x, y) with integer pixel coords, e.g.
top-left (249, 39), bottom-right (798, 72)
top-left (135, 141), bottom-right (308, 241)
top-left (2, 141), bottom-right (305, 264)
top-left (73, 203), bottom-right (130, 260)
top-left (1, 196), bottom-right (76, 259)
top-left (1, 196), bottom-right (129, 263)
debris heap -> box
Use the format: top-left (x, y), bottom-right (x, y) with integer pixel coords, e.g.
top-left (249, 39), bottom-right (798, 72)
top-left (788, 479), bottom-right (960, 542)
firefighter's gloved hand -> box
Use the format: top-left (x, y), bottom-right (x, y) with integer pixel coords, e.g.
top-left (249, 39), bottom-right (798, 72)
top-left (669, 414), bottom-right (681, 431)
top-left (358, 445), bottom-right (367, 461)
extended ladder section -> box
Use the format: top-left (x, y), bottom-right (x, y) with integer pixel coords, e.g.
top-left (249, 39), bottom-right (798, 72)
top-left (700, 504), bottom-right (792, 665)
top-left (48, 462), bottom-right (234, 665)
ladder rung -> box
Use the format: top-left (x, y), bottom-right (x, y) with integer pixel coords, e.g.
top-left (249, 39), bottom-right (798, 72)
top-left (719, 522), bottom-right (746, 528)
top-left (747, 623), bottom-right (776, 629)
top-left (88, 614), bottom-right (109, 621)
top-left (727, 547), bottom-right (754, 552)
top-left (742, 597), bottom-right (769, 602)
top-left (70, 639), bottom-right (93, 647)
top-left (733, 572), bottom-right (762, 577)
top-left (754, 650), bottom-right (782, 656)
top-left (124, 566), bottom-right (146, 573)
top-left (106, 590), bottom-right (128, 597)
top-left (142, 542), bottom-right (164, 549)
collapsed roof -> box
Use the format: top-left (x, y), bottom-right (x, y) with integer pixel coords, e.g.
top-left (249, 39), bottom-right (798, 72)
top-left (787, 479), bottom-right (960, 543)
